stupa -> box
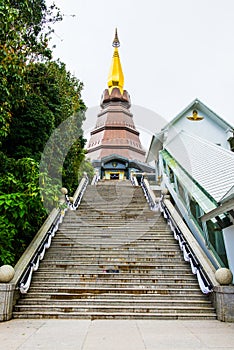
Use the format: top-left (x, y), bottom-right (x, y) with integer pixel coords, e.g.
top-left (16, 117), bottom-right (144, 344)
top-left (86, 29), bottom-right (152, 180)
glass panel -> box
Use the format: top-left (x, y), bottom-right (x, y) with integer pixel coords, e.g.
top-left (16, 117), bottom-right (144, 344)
top-left (189, 196), bottom-right (203, 229)
top-left (177, 180), bottom-right (186, 204)
top-left (168, 166), bottom-right (174, 184)
top-left (206, 220), bottom-right (228, 267)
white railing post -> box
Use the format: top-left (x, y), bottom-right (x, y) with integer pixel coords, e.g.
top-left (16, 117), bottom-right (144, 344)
top-left (141, 174), bottom-right (158, 211)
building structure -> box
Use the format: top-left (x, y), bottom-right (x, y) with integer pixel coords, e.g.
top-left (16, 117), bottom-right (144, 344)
top-left (86, 29), bottom-right (152, 179)
top-left (147, 98), bottom-right (234, 282)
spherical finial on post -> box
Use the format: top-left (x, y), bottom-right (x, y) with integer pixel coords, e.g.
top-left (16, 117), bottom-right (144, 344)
top-left (215, 268), bottom-right (233, 285)
top-left (60, 187), bottom-right (68, 195)
top-left (112, 28), bottom-right (120, 47)
top-left (0, 265), bottom-right (15, 282)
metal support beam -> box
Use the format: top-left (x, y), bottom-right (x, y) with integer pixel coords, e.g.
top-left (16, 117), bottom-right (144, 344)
top-left (201, 199), bottom-right (234, 222)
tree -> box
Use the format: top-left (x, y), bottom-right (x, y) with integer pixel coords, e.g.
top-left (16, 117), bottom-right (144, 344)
top-left (4, 60), bottom-right (86, 164)
top-left (0, 1), bottom-right (93, 266)
top-left (0, 0), bottom-right (62, 141)
top-left (0, 156), bottom-right (58, 265)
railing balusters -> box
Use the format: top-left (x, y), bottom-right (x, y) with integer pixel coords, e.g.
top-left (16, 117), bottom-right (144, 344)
top-left (159, 199), bottom-right (213, 294)
top-left (140, 176), bottom-right (158, 211)
top-left (18, 175), bottom-right (89, 294)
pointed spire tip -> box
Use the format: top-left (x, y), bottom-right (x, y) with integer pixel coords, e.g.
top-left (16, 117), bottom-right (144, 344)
top-left (112, 28), bottom-right (120, 47)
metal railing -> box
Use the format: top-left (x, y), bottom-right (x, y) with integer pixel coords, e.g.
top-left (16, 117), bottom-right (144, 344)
top-left (159, 198), bottom-right (213, 294)
top-left (18, 209), bottom-right (66, 293)
top-left (65, 174), bottom-right (89, 209)
top-left (141, 176), bottom-right (158, 211)
top-left (130, 172), bottom-right (138, 186)
top-left (17, 175), bottom-right (89, 294)
top-left (91, 172), bottom-right (100, 185)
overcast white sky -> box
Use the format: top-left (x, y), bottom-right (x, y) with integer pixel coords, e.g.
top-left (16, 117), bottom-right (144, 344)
top-left (46, 0), bottom-right (234, 144)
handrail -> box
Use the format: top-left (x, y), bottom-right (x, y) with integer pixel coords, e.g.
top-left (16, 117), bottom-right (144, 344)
top-left (130, 172), bottom-right (138, 186)
top-left (141, 176), bottom-right (158, 211)
top-left (17, 209), bottom-right (66, 293)
top-left (91, 171), bottom-right (100, 186)
top-left (159, 197), bottom-right (217, 294)
top-left (15, 175), bottom-right (89, 294)
top-left (65, 174), bottom-right (89, 209)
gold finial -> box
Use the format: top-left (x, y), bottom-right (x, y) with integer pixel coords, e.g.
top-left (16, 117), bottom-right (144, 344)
top-left (187, 110), bottom-right (204, 121)
top-left (107, 28), bottom-right (124, 94)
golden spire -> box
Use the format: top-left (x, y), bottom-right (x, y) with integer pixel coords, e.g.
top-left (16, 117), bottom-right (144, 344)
top-left (107, 28), bottom-right (124, 94)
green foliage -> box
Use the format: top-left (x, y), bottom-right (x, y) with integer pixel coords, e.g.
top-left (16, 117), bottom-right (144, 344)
top-left (0, 156), bottom-right (60, 265)
top-left (78, 157), bottom-right (95, 183)
top-left (5, 93), bottom-right (54, 160)
top-left (0, 1), bottom-right (88, 266)
top-left (4, 60), bottom-right (85, 159)
top-left (0, 0), bottom-right (62, 141)
top-left (0, 2), bottom-right (26, 139)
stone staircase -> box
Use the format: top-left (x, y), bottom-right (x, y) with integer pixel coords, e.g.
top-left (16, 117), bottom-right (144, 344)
top-left (13, 180), bottom-right (216, 319)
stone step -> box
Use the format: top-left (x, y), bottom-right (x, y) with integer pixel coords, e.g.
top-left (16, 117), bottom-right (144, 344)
top-left (39, 262), bottom-right (188, 269)
top-left (38, 263), bottom-right (190, 271)
top-left (60, 222), bottom-right (168, 227)
top-left (44, 253), bottom-right (184, 260)
top-left (66, 213), bottom-right (159, 217)
top-left (12, 311), bottom-right (217, 320)
top-left (48, 245), bottom-right (178, 251)
top-left (78, 203), bottom-right (150, 208)
top-left (17, 299), bottom-right (212, 308)
top-left (33, 269), bottom-right (193, 277)
top-left (59, 224), bottom-right (166, 228)
top-left (14, 304), bottom-right (215, 315)
top-left (43, 253), bottom-right (184, 260)
top-left (31, 275), bottom-right (197, 283)
top-left (26, 286), bottom-right (203, 294)
top-left (47, 245), bottom-right (180, 251)
top-left (45, 250), bottom-right (181, 256)
top-left (52, 237), bottom-right (175, 242)
top-left (13, 181), bottom-right (216, 320)
top-left (50, 242), bottom-right (177, 247)
top-left (56, 231), bottom-right (172, 236)
top-left (29, 282), bottom-right (200, 289)
top-left (50, 240), bottom-right (177, 245)
top-left (13, 311), bottom-right (217, 320)
top-left (20, 292), bottom-right (207, 300)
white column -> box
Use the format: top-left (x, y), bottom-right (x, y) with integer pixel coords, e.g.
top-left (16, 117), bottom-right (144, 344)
top-left (223, 225), bottom-right (234, 283)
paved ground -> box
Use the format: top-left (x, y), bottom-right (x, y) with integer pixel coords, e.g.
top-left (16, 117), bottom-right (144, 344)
top-left (0, 319), bottom-right (234, 350)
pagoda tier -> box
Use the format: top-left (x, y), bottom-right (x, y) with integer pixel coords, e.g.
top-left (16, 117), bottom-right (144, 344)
top-left (86, 87), bottom-right (145, 161)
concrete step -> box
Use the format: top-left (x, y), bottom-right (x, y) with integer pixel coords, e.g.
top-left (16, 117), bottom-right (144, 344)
top-left (30, 281), bottom-right (200, 289)
top-left (19, 292), bottom-right (207, 301)
top-left (26, 286), bottom-right (205, 294)
top-left (47, 245), bottom-right (180, 251)
top-left (44, 254), bottom-right (184, 260)
top-left (49, 242), bottom-right (177, 247)
top-left (43, 254), bottom-right (184, 261)
top-left (31, 276), bottom-right (197, 283)
top-left (12, 311), bottom-right (217, 320)
top-left (38, 262), bottom-right (189, 269)
top-left (13, 181), bottom-right (216, 320)
top-left (15, 298), bottom-right (214, 312)
top-left (14, 304), bottom-right (215, 315)
top-left (33, 269), bottom-right (194, 277)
